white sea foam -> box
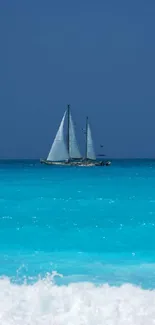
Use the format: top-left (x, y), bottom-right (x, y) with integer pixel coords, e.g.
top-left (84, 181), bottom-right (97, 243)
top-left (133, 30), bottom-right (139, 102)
top-left (0, 273), bottom-right (155, 324)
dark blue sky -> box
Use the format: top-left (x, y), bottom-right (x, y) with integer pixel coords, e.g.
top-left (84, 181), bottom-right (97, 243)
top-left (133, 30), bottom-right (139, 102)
top-left (0, 0), bottom-right (155, 158)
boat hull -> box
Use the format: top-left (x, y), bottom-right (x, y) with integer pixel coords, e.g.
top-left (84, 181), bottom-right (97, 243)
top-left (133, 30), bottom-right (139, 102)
top-left (40, 159), bottom-right (111, 167)
top-left (40, 159), bottom-right (67, 166)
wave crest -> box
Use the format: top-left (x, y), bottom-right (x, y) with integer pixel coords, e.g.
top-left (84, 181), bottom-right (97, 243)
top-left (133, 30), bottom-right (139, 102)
top-left (0, 273), bottom-right (155, 324)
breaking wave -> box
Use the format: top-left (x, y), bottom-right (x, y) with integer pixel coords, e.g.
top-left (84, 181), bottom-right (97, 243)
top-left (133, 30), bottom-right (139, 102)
top-left (0, 272), bottom-right (155, 324)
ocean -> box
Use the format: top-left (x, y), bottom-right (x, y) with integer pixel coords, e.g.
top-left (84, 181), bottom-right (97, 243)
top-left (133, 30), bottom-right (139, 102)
top-left (0, 159), bottom-right (155, 324)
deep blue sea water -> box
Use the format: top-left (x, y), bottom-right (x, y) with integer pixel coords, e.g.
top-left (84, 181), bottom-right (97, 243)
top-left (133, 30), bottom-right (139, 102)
top-left (0, 159), bottom-right (155, 324)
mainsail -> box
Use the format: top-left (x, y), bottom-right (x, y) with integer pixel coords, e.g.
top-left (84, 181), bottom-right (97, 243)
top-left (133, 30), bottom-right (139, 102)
top-left (69, 113), bottom-right (81, 159)
top-left (86, 119), bottom-right (96, 160)
top-left (47, 111), bottom-right (69, 161)
top-left (47, 106), bottom-right (81, 162)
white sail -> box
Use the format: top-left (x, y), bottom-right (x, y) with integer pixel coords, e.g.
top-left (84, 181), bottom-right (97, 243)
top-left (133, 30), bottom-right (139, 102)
top-left (47, 111), bottom-right (69, 161)
top-left (87, 123), bottom-right (96, 160)
top-left (69, 113), bottom-right (81, 159)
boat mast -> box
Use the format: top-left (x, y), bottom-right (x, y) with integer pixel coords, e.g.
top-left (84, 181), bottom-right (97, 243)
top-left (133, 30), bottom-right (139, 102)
top-left (67, 104), bottom-right (70, 159)
top-left (85, 116), bottom-right (88, 160)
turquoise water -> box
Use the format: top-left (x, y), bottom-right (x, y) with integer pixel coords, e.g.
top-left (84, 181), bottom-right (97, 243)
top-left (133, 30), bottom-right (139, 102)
top-left (1, 160), bottom-right (155, 324)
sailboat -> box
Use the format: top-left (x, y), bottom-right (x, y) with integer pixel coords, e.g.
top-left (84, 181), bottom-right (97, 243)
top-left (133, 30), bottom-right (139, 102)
top-left (40, 105), bottom-right (111, 166)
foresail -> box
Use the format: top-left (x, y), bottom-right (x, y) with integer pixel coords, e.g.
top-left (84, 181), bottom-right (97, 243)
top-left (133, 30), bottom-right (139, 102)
top-left (87, 123), bottom-right (96, 160)
top-left (47, 111), bottom-right (69, 161)
top-left (69, 113), bottom-right (81, 159)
